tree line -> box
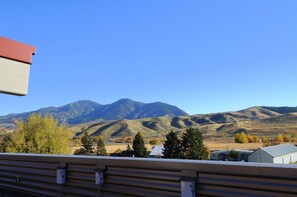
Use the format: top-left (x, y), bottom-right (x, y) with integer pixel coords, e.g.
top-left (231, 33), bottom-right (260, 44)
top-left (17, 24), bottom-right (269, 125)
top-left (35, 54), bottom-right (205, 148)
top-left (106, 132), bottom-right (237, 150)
top-left (0, 114), bottom-right (209, 160)
top-left (234, 131), bottom-right (293, 146)
top-left (108, 127), bottom-right (209, 160)
top-left (162, 128), bottom-right (209, 160)
top-left (74, 132), bottom-right (108, 156)
top-left (71, 127), bottom-right (209, 160)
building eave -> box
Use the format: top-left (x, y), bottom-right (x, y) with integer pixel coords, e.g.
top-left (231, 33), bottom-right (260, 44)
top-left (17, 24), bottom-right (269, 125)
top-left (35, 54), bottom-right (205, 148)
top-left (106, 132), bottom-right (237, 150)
top-left (0, 36), bottom-right (36, 64)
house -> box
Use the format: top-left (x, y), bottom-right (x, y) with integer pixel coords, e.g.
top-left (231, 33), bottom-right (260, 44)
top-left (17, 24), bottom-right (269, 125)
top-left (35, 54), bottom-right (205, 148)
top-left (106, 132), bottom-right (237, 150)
top-left (0, 36), bottom-right (36, 96)
top-left (248, 144), bottom-right (297, 164)
top-left (149, 145), bottom-right (164, 158)
top-left (211, 149), bottom-right (253, 162)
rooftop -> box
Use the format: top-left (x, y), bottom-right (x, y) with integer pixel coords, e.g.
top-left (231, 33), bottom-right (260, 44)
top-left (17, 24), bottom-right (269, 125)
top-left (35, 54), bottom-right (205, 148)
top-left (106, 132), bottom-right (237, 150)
top-left (0, 36), bottom-right (36, 64)
top-left (149, 145), bottom-right (164, 157)
top-left (212, 149), bottom-right (253, 154)
top-left (260, 144), bottom-right (297, 158)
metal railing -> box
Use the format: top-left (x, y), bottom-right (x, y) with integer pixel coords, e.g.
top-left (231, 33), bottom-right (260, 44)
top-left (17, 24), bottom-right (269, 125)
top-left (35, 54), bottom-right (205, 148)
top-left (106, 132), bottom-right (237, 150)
top-left (0, 153), bottom-right (296, 196)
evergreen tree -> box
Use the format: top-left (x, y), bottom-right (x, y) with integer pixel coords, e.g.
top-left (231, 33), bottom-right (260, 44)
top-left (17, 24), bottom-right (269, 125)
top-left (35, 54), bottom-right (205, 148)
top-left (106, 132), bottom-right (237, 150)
top-left (127, 144), bottom-right (132, 151)
top-left (132, 132), bottom-right (148, 157)
top-left (112, 144), bottom-right (133, 157)
top-left (126, 144), bottom-right (133, 157)
top-left (181, 127), bottom-right (208, 160)
top-left (162, 131), bottom-right (181, 158)
top-left (95, 137), bottom-right (107, 156)
top-left (81, 132), bottom-right (94, 153)
top-left (117, 144), bottom-right (133, 157)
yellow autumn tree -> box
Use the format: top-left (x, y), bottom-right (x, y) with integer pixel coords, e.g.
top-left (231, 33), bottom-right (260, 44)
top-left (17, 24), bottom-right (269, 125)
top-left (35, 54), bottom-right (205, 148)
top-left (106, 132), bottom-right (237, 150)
top-left (276, 134), bottom-right (284, 143)
top-left (283, 135), bottom-right (291, 142)
top-left (1, 114), bottom-right (71, 154)
top-left (234, 132), bottom-right (248, 143)
top-left (246, 134), bottom-right (254, 143)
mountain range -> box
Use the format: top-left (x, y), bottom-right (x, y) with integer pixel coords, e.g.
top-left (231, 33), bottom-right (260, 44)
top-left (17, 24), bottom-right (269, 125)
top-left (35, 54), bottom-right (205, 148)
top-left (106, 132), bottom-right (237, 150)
top-left (1, 99), bottom-right (297, 139)
top-left (0, 99), bottom-right (188, 129)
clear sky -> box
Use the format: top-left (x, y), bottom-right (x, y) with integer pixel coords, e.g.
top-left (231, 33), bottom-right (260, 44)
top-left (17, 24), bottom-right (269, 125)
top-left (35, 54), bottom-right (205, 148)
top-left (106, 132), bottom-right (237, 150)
top-left (1, 1), bottom-right (297, 116)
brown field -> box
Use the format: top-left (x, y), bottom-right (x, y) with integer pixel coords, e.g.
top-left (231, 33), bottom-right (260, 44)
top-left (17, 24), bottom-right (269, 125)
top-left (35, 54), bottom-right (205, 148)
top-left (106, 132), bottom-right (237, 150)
top-left (105, 144), bottom-right (154, 153)
top-left (70, 141), bottom-right (263, 154)
top-left (69, 144), bottom-right (154, 154)
top-left (204, 142), bottom-right (263, 151)
top-left (104, 142), bottom-right (263, 153)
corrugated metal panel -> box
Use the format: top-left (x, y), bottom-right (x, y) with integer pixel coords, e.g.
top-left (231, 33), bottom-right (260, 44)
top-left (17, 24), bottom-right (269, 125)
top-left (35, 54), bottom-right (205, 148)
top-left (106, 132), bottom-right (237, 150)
top-left (197, 173), bottom-right (297, 196)
top-left (103, 167), bottom-right (181, 196)
top-left (259, 143), bottom-right (297, 158)
top-left (0, 154), bottom-right (296, 197)
top-left (0, 158), bottom-right (60, 196)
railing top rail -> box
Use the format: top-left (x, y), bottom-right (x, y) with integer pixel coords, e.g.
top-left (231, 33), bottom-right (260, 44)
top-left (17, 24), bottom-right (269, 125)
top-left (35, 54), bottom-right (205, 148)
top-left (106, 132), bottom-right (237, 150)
top-left (0, 153), bottom-right (296, 170)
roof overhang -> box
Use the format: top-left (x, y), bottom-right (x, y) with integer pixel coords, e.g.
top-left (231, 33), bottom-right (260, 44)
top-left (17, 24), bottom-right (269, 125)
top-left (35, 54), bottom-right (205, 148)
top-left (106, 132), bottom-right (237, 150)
top-left (0, 36), bottom-right (36, 96)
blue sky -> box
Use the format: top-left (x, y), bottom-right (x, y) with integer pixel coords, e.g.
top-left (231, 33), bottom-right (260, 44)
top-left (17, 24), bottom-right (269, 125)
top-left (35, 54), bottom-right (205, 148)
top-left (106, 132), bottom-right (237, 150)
top-left (1, 1), bottom-right (297, 116)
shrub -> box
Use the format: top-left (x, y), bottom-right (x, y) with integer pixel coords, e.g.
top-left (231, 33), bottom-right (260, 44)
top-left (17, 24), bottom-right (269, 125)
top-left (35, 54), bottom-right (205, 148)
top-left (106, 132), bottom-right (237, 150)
top-left (149, 139), bottom-right (159, 145)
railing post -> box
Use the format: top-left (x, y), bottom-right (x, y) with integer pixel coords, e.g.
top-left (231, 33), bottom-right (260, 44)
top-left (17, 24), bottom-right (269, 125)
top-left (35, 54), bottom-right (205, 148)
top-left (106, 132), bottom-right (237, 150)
top-left (95, 165), bottom-right (106, 197)
top-left (57, 163), bottom-right (67, 197)
top-left (56, 167), bottom-right (66, 185)
top-left (181, 170), bottom-right (196, 197)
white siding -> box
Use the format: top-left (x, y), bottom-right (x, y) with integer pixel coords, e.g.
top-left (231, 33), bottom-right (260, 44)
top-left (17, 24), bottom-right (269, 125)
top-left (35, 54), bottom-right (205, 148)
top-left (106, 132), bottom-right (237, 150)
top-left (273, 152), bottom-right (297, 164)
top-left (0, 57), bottom-right (30, 95)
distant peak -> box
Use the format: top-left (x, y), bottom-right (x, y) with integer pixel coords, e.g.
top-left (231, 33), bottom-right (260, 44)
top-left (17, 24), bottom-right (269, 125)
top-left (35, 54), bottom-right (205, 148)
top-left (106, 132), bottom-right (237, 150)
top-left (73, 99), bottom-right (96, 103)
top-left (67, 100), bottom-right (101, 105)
top-left (117, 98), bottom-right (133, 102)
top-left (113, 98), bottom-right (142, 105)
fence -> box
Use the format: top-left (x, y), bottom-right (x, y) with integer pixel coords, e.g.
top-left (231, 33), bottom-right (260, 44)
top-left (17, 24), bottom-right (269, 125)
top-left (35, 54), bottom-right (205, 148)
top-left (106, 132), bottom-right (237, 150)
top-left (0, 153), bottom-right (296, 196)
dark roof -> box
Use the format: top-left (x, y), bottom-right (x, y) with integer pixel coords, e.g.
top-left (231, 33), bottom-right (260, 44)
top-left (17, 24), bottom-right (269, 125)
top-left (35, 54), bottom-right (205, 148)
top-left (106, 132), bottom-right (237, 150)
top-left (260, 144), bottom-right (297, 158)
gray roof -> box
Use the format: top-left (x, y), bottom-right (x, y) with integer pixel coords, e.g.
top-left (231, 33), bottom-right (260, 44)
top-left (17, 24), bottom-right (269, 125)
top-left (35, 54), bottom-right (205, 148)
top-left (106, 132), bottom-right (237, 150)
top-left (260, 144), bottom-right (297, 158)
top-left (212, 149), bottom-right (253, 154)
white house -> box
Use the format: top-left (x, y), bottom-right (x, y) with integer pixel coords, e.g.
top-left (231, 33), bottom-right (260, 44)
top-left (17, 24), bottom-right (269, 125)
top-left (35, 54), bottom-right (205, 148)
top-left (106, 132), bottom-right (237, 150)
top-left (149, 145), bottom-right (164, 158)
top-left (248, 144), bottom-right (297, 164)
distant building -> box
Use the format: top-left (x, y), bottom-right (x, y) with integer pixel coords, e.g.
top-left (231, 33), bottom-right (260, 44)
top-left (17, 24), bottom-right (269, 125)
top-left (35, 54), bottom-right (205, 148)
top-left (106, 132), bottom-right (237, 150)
top-left (248, 144), bottom-right (297, 164)
top-left (211, 149), bottom-right (253, 162)
top-left (149, 145), bottom-right (164, 158)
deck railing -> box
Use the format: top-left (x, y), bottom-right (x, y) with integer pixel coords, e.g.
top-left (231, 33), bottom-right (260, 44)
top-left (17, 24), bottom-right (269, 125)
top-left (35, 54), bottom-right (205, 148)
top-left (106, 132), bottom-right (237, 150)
top-left (0, 153), bottom-right (296, 196)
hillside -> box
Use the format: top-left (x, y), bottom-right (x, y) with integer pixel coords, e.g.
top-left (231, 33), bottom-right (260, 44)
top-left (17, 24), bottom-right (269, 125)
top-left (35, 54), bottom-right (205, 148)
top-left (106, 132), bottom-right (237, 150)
top-left (0, 99), bottom-right (188, 128)
top-left (262, 106), bottom-right (297, 114)
top-left (72, 106), bottom-right (297, 139)
top-left (2, 103), bottom-right (297, 140)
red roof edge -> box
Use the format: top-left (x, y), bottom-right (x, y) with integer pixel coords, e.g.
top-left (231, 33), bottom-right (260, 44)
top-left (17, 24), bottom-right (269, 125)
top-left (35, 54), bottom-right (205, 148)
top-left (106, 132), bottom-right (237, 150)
top-left (0, 36), bottom-right (36, 64)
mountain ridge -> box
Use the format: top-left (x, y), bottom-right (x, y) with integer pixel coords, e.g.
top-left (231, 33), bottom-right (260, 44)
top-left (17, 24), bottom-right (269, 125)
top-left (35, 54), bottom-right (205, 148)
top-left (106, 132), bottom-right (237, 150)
top-left (2, 102), bottom-right (297, 139)
top-left (0, 99), bottom-right (188, 128)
